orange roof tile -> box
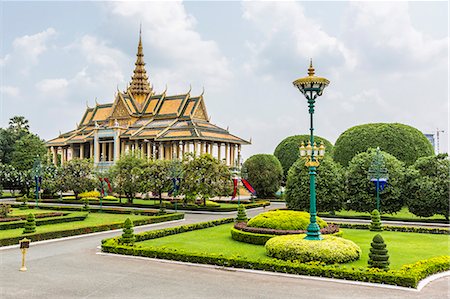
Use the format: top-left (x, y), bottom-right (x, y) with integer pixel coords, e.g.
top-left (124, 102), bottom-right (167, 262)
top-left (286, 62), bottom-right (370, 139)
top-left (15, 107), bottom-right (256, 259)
top-left (159, 99), bottom-right (182, 115)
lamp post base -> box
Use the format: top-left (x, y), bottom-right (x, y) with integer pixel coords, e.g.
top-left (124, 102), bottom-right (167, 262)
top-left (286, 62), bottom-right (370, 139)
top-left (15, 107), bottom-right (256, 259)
top-left (304, 222), bottom-right (323, 240)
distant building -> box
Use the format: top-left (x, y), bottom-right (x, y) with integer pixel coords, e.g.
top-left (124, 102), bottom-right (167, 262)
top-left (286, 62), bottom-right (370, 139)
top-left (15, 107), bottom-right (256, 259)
top-left (46, 31), bottom-right (250, 167)
top-left (424, 133), bottom-right (436, 153)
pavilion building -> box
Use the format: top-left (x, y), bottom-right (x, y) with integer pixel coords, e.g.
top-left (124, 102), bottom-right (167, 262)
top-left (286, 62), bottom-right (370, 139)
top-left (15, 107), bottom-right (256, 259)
top-left (46, 32), bottom-right (250, 168)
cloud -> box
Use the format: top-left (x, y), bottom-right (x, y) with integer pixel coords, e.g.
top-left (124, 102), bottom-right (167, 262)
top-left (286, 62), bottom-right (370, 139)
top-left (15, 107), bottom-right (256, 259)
top-left (36, 78), bottom-right (69, 93)
top-left (109, 1), bottom-right (232, 93)
top-left (0, 85), bottom-right (20, 97)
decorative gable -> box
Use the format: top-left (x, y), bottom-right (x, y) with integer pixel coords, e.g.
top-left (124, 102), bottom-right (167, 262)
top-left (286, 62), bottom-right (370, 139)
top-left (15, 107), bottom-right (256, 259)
top-left (111, 97), bottom-right (130, 119)
top-left (193, 99), bottom-right (208, 121)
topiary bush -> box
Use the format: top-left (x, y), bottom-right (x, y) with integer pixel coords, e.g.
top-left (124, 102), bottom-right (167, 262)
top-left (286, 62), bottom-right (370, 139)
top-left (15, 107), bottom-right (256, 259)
top-left (247, 210), bottom-right (327, 231)
top-left (243, 154), bottom-right (283, 198)
top-left (333, 123), bottom-right (434, 167)
top-left (265, 234), bottom-right (361, 264)
top-left (274, 135), bottom-right (333, 178)
top-left (79, 191), bottom-right (101, 198)
top-left (23, 213), bottom-right (36, 234)
top-left (370, 209), bottom-right (382, 231)
top-left (368, 234), bottom-right (390, 270)
top-left (120, 218), bottom-right (135, 245)
top-left (285, 156), bottom-right (345, 214)
top-left (345, 149), bottom-right (405, 214)
top-left (236, 204), bottom-right (248, 223)
top-left (404, 154), bottom-right (449, 220)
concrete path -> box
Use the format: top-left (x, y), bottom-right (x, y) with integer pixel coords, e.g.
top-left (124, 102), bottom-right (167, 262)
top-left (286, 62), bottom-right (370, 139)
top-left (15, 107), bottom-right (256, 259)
top-left (1, 205), bottom-right (449, 298)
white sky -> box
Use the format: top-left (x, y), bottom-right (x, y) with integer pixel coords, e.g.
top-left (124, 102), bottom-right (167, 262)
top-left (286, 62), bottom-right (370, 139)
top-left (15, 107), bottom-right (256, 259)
top-left (0, 1), bottom-right (448, 159)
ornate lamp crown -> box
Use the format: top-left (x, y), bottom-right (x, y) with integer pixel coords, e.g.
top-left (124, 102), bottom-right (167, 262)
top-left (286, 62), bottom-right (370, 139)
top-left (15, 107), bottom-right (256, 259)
top-left (293, 59), bottom-right (330, 100)
top-left (299, 141), bottom-right (326, 167)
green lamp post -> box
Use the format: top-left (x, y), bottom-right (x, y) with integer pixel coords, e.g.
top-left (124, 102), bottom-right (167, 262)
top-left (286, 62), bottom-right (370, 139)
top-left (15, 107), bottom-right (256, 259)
top-left (368, 147), bottom-right (389, 212)
top-left (293, 60), bottom-right (329, 241)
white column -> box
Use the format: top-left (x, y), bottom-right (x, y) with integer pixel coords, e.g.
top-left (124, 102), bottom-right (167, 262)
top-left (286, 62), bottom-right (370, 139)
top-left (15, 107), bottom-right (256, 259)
top-left (94, 132), bottom-right (99, 164)
top-left (69, 144), bottom-right (74, 160)
top-left (114, 133), bottom-right (120, 161)
top-left (225, 143), bottom-right (229, 166)
top-left (80, 144), bottom-right (84, 159)
top-left (90, 142), bottom-right (94, 159)
top-left (147, 142), bottom-right (151, 160)
top-left (159, 142), bottom-right (164, 160)
top-left (108, 142), bottom-right (113, 161)
top-left (217, 143), bottom-right (222, 161)
top-left (152, 143), bottom-right (156, 160)
top-left (51, 146), bottom-right (57, 165)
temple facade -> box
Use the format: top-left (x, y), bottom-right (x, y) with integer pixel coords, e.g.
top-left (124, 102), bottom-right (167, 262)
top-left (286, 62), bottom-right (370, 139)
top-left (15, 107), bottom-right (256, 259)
top-left (46, 32), bottom-right (250, 168)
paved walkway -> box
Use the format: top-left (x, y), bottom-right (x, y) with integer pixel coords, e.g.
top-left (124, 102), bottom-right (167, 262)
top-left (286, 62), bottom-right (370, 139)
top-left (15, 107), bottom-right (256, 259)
top-left (1, 205), bottom-right (449, 298)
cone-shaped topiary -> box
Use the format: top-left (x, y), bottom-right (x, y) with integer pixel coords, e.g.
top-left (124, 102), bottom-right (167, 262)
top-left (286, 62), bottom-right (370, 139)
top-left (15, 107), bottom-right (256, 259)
top-left (368, 234), bottom-right (390, 270)
top-left (369, 209), bottom-right (383, 232)
top-left (23, 213), bottom-right (36, 234)
top-left (120, 218), bottom-right (135, 245)
top-left (236, 204), bottom-right (248, 223)
top-left (370, 209), bottom-right (382, 231)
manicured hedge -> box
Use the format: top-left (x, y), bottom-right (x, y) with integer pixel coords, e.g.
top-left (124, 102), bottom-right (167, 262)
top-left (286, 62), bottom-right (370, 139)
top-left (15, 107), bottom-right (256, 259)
top-left (333, 222), bottom-right (450, 235)
top-left (243, 154), bottom-right (283, 198)
top-left (318, 212), bottom-right (449, 224)
top-left (247, 210), bottom-right (327, 230)
top-left (0, 213), bottom-right (184, 247)
top-left (0, 212), bottom-right (88, 230)
top-left (230, 227), bottom-right (274, 245)
top-left (101, 220), bottom-right (450, 288)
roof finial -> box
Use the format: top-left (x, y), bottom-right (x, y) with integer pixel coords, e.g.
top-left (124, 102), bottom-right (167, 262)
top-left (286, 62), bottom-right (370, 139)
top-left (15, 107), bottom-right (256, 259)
top-left (86, 100), bottom-right (90, 109)
top-left (95, 97), bottom-right (99, 106)
top-left (308, 58), bottom-right (315, 76)
top-left (163, 84), bottom-right (168, 94)
top-left (187, 84), bottom-right (192, 94)
top-left (200, 86), bottom-right (205, 96)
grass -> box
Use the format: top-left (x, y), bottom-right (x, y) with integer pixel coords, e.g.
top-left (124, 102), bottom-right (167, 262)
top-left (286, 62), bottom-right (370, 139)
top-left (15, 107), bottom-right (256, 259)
top-left (1, 209), bottom-right (153, 239)
top-left (327, 207), bottom-right (447, 221)
top-left (8, 208), bottom-right (63, 217)
top-left (137, 223), bottom-right (450, 270)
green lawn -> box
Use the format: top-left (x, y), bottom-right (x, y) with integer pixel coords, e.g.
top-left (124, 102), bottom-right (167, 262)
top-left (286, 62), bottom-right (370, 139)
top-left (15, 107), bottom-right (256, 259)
top-left (329, 207), bottom-right (447, 221)
top-left (1, 210), bottom-right (153, 239)
top-left (137, 223), bottom-right (450, 270)
top-left (9, 208), bottom-right (63, 217)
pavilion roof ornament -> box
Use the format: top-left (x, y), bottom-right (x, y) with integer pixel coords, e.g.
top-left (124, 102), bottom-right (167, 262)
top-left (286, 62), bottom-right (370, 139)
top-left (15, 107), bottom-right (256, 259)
top-left (129, 28), bottom-right (153, 97)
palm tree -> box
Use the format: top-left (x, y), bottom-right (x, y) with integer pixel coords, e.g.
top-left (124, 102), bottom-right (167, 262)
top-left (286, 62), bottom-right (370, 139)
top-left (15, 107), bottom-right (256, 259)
top-left (8, 116), bottom-right (29, 133)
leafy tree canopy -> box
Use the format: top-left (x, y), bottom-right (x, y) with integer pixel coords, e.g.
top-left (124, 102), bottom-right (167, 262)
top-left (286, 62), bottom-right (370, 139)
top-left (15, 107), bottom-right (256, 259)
top-left (243, 154), bottom-right (283, 198)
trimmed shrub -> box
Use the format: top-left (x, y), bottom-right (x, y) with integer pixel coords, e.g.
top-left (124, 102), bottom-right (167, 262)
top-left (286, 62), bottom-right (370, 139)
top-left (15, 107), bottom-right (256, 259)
top-left (265, 234), bottom-right (361, 264)
top-left (247, 210), bottom-right (327, 230)
top-left (79, 191), bottom-right (100, 198)
top-left (120, 218), bottom-right (135, 245)
top-left (0, 203), bottom-right (10, 218)
top-left (243, 154), bottom-right (283, 198)
top-left (274, 135), bottom-right (334, 178)
top-left (333, 123), bottom-right (434, 166)
top-left (285, 156), bottom-right (345, 213)
top-left (23, 213), bottom-right (36, 234)
top-left (368, 234), bottom-right (390, 270)
top-left (332, 222), bottom-right (449, 235)
top-left (236, 205), bottom-right (248, 223)
top-left (404, 154), bottom-right (450, 220)
top-left (370, 209), bottom-right (382, 231)
top-left (345, 149), bottom-right (405, 214)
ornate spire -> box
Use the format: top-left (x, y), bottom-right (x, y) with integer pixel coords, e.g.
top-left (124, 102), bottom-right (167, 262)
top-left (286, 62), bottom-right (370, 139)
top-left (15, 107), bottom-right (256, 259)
top-left (129, 27), bottom-right (153, 97)
top-left (308, 58), bottom-right (315, 76)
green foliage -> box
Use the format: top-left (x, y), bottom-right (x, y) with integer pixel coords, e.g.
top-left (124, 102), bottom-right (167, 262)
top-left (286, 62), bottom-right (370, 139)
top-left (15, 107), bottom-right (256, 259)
top-left (230, 227), bottom-right (274, 245)
top-left (333, 123), bottom-right (434, 166)
top-left (11, 134), bottom-right (46, 172)
top-left (1, 213), bottom-right (88, 230)
top-left (180, 154), bottom-right (231, 205)
top-left (110, 153), bottom-right (146, 203)
top-left (370, 209), bottom-right (382, 231)
top-left (141, 159), bottom-right (172, 205)
top-left (40, 162), bottom-right (60, 197)
top-left (59, 159), bottom-right (96, 199)
top-left (79, 191), bottom-right (101, 198)
top-left (346, 149), bottom-right (405, 214)
top-left (285, 156), bottom-right (345, 213)
top-left (274, 135), bottom-right (334, 179)
top-left (404, 154), bottom-right (449, 220)
top-left (332, 222), bottom-right (450, 234)
top-left (235, 204), bottom-right (248, 223)
top-left (243, 154), bottom-right (283, 198)
top-left (120, 218), bottom-right (135, 245)
top-left (23, 213), bottom-right (36, 234)
top-left (368, 234), bottom-right (390, 270)
top-left (247, 210), bottom-right (327, 230)
top-left (0, 203), bottom-right (11, 218)
top-left (265, 234), bottom-right (361, 264)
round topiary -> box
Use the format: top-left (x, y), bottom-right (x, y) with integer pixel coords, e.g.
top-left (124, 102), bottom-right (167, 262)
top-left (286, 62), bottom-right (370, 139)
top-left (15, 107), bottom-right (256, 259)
top-left (265, 234), bottom-right (361, 264)
top-left (274, 135), bottom-right (334, 178)
top-left (247, 210), bottom-right (327, 231)
top-left (23, 213), bottom-right (36, 234)
top-left (346, 149), bottom-right (405, 214)
top-left (243, 154), bottom-right (283, 198)
top-left (285, 156), bottom-right (345, 214)
top-left (370, 209), bottom-right (382, 231)
top-left (333, 123), bottom-right (434, 167)
top-left (236, 204), bottom-right (248, 223)
top-left (368, 234), bottom-right (390, 270)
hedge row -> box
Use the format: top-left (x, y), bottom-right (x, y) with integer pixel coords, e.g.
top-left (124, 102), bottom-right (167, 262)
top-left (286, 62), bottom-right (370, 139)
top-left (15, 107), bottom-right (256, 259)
top-left (0, 213), bottom-right (184, 247)
top-left (333, 223), bottom-right (450, 235)
top-left (101, 220), bottom-right (450, 288)
top-left (0, 212), bottom-right (65, 223)
top-left (0, 212), bottom-right (88, 230)
top-left (318, 213), bottom-right (449, 224)
top-left (235, 222), bottom-right (340, 235)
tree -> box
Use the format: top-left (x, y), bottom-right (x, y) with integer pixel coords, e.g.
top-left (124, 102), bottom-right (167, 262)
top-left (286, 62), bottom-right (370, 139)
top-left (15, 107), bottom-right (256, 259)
top-left (39, 161), bottom-right (61, 197)
top-left (285, 156), bottom-right (345, 214)
top-left (59, 159), bottom-right (96, 199)
top-left (274, 135), bottom-right (334, 179)
top-left (180, 154), bottom-right (231, 206)
top-left (345, 149), bottom-right (405, 214)
top-left (110, 153), bottom-right (145, 203)
top-left (369, 209), bottom-right (382, 231)
top-left (10, 133), bottom-right (46, 172)
top-left (120, 218), bottom-right (135, 245)
top-left (404, 154), bottom-right (449, 220)
top-left (8, 116), bottom-right (30, 134)
top-left (333, 123), bottom-right (434, 166)
top-left (0, 128), bottom-right (15, 164)
top-left (23, 213), bottom-right (36, 234)
top-left (243, 154), bottom-right (283, 198)
top-left (368, 234), bottom-right (390, 270)
top-left (141, 159), bottom-right (172, 205)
